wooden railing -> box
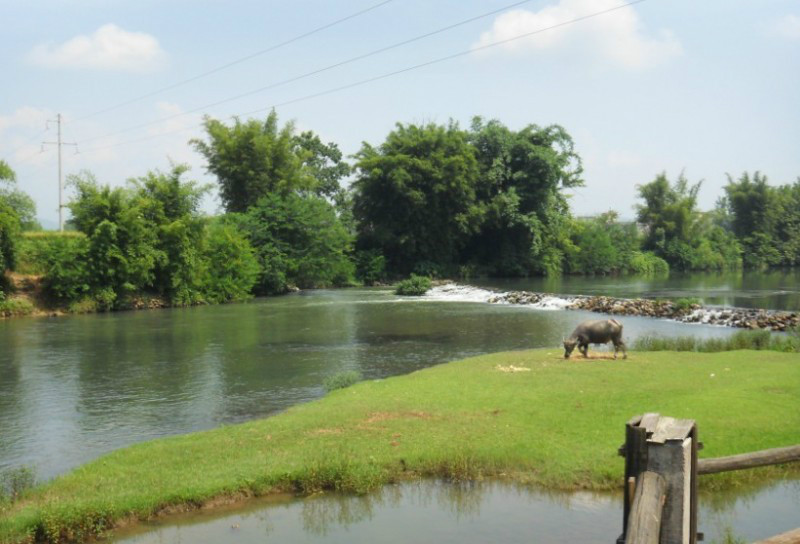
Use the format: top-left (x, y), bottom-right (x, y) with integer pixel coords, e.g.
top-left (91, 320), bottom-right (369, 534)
top-left (617, 413), bottom-right (800, 544)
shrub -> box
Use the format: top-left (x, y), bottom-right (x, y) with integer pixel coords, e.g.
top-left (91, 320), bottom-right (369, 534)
top-left (36, 234), bottom-right (90, 303)
top-left (395, 274), bottom-right (432, 296)
top-left (627, 251), bottom-right (669, 276)
top-left (324, 370), bottom-right (363, 392)
top-left (0, 466), bottom-right (36, 503)
top-left (202, 223), bottom-right (260, 303)
top-left (673, 297), bottom-right (702, 313)
top-left (0, 296), bottom-right (34, 317)
top-left (355, 249), bottom-right (387, 286)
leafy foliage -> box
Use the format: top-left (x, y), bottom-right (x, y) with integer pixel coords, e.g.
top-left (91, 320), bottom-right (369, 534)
top-left (724, 172), bottom-right (800, 267)
top-left (202, 222), bottom-right (260, 303)
top-left (395, 274), bottom-right (432, 296)
top-left (636, 172), bottom-right (740, 270)
top-left (353, 121), bottom-right (481, 274)
top-left (236, 192), bottom-right (355, 294)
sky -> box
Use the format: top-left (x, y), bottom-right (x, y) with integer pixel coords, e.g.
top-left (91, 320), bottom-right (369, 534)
top-left (1, 0), bottom-right (799, 227)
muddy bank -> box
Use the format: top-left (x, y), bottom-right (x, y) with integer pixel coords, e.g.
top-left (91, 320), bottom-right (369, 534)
top-left (486, 289), bottom-right (800, 331)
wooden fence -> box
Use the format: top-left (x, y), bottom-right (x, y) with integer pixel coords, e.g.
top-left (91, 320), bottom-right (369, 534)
top-left (617, 413), bottom-right (800, 544)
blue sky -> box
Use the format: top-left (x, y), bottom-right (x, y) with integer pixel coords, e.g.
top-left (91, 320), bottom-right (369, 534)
top-left (2, 0), bottom-right (799, 227)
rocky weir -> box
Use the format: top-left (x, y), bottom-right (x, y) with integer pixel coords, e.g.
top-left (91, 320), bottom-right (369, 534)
top-left (426, 284), bottom-right (800, 331)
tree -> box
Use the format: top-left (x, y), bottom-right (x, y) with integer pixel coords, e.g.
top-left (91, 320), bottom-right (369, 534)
top-left (236, 192), bottom-right (355, 294)
top-left (722, 171), bottom-right (800, 267)
top-left (295, 130), bottom-right (351, 202)
top-left (0, 160), bottom-right (39, 231)
top-left (636, 172), bottom-right (740, 270)
top-left (465, 118), bottom-right (583, 276)
top-left (191, 111), bottom-right (315, 213)
top-left (352, 121), bottom-right (481, 274)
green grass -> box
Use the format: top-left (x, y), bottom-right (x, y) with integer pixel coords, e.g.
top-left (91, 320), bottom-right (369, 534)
top-left (1, 349), bottom-right (799, 543)
top-left (634, 329), bottom-right (800, 353)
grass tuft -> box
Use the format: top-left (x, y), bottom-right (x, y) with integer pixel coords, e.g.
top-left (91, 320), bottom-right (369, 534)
top-left (324, 371), bottom-right (363, 393)
top-left (633, 329), bottom-right (800, 353)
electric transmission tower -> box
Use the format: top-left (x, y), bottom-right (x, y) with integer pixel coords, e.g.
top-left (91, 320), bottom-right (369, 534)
top-left (42, 113), bottom-right (77, 232)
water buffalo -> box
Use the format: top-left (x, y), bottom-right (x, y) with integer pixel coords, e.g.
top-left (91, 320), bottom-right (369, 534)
top-left (563, 319), bottom-right (627, 359)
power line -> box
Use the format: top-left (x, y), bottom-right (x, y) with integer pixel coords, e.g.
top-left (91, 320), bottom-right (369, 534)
top-left (68, 0), bottom-right (396, 125)
top-left (78, 0), bottom-right (649, 156)
top-left (75, 0), bottom-right (535, 146)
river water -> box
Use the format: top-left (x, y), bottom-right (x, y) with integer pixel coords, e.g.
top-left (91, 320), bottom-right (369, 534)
top-left (1, 271), bottom-right (799, 540)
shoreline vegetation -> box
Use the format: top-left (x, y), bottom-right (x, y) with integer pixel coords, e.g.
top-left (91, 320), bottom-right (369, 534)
top-left (3, 115), bottom-right (800, 323)
top-left (2, 348), bottom-right (799, 543)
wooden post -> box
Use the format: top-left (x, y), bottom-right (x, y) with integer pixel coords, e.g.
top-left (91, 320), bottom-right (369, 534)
top-left (627, 471), bottom-right (666, 544)
top-left (619, 414), bottom-right (697, 544)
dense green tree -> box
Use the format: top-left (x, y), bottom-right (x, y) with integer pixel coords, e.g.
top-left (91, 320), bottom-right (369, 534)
top-left (236, 192), bottom-right (355, 294)
top-left (130, 165), bottom-right (210, 304)
top-left (0, 200), bottom-right (19, 275)
top-left (636, 172), bottom-right (740, 270)
top-left (0, 160), bottom-right (39, 231)
top-left (353, 121), bottom-right (481, 274)
top-left (723, 172), bottom-right (800, 267)
top-left (202, 222), bottom-right (260, 303)
top-left (465, 118), bottom-right (584, 276)
top-left (295, 130), bottom-right (351, 202)
top-left (191, 111), bottom-right (316, 213)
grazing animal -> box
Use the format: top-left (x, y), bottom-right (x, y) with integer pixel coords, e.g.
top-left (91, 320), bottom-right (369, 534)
top-left (563, 319), bottom-right (627, 359)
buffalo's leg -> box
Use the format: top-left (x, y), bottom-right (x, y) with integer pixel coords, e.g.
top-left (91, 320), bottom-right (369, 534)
top-left (580, 344), bottom-right (589, 358)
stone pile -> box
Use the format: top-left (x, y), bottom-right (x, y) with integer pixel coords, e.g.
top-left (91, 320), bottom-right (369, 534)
top-left (484, 289), bottom-right (799, 331)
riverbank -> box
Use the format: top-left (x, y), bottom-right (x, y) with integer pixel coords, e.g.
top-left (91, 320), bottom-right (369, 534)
top-left (2, 349), bottom-right (799, 543)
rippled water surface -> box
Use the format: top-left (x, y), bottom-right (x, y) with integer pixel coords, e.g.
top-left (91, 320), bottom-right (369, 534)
top-left (1, 270), bottom-right (797, 480)
top-left (112, 480), bottom-right (800, 544)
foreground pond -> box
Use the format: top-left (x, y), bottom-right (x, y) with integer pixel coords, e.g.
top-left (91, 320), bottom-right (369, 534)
top-left (2, 285), bottom-right (742, 480)
top-left (112, 480), bottom-right (800, 544)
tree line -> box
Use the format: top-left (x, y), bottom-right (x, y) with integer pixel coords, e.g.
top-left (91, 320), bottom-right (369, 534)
top-left (1, 112), bottom-right (798, 310)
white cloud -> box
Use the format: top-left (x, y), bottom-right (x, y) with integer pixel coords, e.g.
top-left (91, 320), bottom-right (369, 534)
top-left (28, 24), bottom-right (166, 72)
top-left (769, 14), bottom-right (800, 41)
top-left (472, 0), bottom-right (682, 69)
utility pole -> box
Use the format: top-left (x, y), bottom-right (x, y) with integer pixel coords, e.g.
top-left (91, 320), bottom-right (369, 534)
top-left (42, 113), bottom-right (77, 232)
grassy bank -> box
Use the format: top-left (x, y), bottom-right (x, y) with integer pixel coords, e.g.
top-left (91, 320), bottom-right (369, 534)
top-left (2, 349), bottom-right (799, 543)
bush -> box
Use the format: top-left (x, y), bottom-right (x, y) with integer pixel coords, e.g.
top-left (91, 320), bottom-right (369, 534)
top-left (35, 234), bottom-right (90, 303)
top-left (395, 274), bottom-right (432, 296)
top-left (355, 249), bottom-right (387, 286)
top-left (324, 370), bottom-right (362, 392)
top-left (202, 223), bottom-right (260, 303)
top-left (673, 297), bottom-right (702, 313)
top-left (627, 251), bottom-right (669, 276)
top-left (0, 466), bottom-right (36, 503)
top-left (0, 296), bottom-right (34, 317)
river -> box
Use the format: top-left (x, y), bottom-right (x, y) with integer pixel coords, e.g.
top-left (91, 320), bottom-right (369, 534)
top-left (1, 271), bottom-right (799, 540)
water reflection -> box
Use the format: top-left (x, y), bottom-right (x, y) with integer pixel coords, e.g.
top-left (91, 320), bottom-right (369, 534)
top-left (112, 479), bottom-right (800, 544)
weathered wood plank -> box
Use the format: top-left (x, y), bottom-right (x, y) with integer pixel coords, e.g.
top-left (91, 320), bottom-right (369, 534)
top-left (640, 413), bottom-right (661, 433)
top-left (753, 527), bottom-right (800, 544)
top-left (650, 417), bottom-right (695, 444)
top-left (627, 471), bottom-right (666, 544)
top-left (698, 445), bottom-right (800, 475)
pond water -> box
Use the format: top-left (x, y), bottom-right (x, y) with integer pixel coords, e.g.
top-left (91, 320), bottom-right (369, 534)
top-left (112, 480), bottom-right (800, 544)
top-left (1, 276), bottom-right (758, 481)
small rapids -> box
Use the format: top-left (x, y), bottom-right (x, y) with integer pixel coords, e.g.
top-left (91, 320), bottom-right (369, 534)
top-left (424, 284), bottom-right (800, 330)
